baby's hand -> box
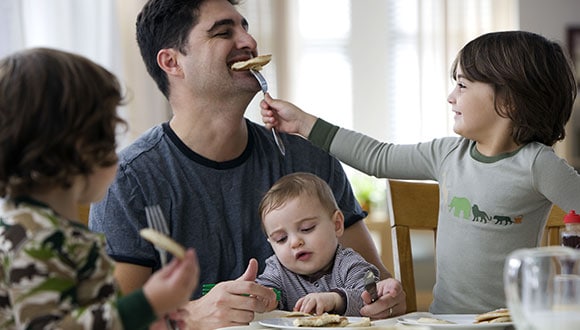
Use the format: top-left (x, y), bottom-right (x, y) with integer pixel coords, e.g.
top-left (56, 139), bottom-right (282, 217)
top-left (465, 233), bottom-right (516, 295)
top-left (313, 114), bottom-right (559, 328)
top-left (294, 292), bottom-right (344, 316)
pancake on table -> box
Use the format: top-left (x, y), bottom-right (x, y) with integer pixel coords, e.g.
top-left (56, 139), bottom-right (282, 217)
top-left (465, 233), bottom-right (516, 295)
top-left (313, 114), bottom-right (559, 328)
top-left (474, 308), bottom-right (511, 324)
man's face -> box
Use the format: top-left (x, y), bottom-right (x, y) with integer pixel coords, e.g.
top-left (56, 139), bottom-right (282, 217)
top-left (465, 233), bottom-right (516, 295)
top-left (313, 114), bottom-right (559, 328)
top-left (176, 0), bottom-right (261, 97)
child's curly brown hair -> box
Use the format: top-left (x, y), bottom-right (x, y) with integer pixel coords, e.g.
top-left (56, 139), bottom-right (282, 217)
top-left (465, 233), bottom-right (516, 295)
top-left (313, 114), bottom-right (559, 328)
top-left (0, 48), bottom-right (127, 197)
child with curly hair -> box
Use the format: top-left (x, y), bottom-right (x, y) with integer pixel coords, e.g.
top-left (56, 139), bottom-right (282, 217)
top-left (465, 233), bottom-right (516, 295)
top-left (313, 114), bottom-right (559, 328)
top-left (0, 48), bottom-right (199, 329)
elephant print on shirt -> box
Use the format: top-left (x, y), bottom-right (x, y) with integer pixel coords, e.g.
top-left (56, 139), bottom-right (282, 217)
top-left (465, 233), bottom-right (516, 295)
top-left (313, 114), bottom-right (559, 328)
top-left (448, 197), bottom-right (471, 219)
top-left (447, 195), bottom-right (519, 226)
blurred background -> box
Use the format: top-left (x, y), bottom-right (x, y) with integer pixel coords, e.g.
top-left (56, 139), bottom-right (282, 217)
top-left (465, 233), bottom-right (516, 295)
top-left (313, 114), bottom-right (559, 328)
top-left (2, 0), bottom-right (579, 311)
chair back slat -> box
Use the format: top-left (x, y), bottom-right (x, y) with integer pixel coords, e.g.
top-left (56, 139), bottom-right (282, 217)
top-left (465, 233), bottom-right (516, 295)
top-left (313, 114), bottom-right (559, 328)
top-left (387, 179), bottom-right (438, 313)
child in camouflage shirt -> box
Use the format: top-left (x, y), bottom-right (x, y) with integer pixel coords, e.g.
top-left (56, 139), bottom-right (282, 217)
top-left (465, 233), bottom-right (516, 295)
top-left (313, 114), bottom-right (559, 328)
top-left (0, 48), bottom-right (200, 329)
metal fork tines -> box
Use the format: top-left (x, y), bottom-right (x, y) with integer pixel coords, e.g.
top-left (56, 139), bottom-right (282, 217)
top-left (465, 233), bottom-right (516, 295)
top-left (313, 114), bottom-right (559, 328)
top-left (249, 69), bottom-right (286, 156)
top-left (144, 205), bottom-right (178, 329)
top-left (145, 205), bottom-right (170, 266)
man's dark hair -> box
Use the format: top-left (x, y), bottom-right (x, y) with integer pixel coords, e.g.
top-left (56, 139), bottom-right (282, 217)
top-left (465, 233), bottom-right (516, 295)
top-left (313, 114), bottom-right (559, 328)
top-left (136, 0), bottom-right (239, 98)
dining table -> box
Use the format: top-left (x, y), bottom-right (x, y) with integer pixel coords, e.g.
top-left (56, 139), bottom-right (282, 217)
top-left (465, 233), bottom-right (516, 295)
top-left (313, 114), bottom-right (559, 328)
top-left (216, 310), bottom-right (420, 329)
top-left (215, 310), bottom-right (514, 330)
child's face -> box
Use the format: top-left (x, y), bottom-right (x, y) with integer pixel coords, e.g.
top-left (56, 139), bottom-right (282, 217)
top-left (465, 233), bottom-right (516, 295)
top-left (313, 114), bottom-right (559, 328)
top-left (447, 64), bottom-right (512, 143)
top-left (263, 194), bottom-right (344, 276)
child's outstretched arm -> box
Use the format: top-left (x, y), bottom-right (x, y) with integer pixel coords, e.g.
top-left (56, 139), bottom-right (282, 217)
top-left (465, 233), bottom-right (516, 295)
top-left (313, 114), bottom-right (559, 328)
top-left (260, 93), bottom-right (318, 138)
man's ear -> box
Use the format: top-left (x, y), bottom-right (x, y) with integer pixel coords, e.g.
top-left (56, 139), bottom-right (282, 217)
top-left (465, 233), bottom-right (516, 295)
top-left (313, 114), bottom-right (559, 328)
top-left (333, 210), bottom-right (345, 237)
top-left (157, 48), bottom-right (183, 77)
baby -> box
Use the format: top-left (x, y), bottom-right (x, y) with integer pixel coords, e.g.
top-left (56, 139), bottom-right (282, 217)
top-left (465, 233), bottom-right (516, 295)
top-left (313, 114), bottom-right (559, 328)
top-left (257, 172), bottom-right (379, 316)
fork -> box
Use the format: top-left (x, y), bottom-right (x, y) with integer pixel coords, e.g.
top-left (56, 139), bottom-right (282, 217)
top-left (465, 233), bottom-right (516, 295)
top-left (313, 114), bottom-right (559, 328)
top-left (144, 205), bottom-right (178, 330)
top-left (145, 205), bottom-right (171, 266)
top-left (250, 68), bottom-right (286, 156)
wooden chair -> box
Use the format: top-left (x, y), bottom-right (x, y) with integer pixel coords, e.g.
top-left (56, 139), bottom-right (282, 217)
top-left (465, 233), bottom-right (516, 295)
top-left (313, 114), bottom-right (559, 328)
top-left (542, 204), bottom-right (566, 246)
top-left (387, 179), bottom-right (439, 313)
top-left (78, 204), bottom-right (91, 226)
top-left (386, 179), bottom-right (567, 313)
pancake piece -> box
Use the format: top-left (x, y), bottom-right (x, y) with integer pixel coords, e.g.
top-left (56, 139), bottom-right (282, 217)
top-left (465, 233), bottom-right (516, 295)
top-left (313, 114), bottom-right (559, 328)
top-left (292, 313), bottom-right (348, 327)
top-left (140, 228), bottom-right (185, 259)
top-left (231, 54), bottom-right (272, 71)
top-left (474, 308), bottom-right (511, 324)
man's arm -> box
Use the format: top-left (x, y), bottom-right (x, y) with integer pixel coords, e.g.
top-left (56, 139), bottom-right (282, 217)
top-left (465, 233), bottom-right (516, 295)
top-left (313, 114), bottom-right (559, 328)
top-left (340, 221), bottom-right (391, 280)
top-left (114, 262), bottom-right (153, 294)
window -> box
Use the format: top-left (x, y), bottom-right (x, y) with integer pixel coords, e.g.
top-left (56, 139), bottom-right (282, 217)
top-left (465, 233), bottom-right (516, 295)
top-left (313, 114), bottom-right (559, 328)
top-left (245, 0), bottom-right (518, 145)
top-left (242, 0), bottom-right (517, 208)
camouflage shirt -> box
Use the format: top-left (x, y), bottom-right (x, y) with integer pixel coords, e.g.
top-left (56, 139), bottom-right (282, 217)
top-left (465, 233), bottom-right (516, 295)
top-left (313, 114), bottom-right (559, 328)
top-left (0, 198), bottom-right (155, 329)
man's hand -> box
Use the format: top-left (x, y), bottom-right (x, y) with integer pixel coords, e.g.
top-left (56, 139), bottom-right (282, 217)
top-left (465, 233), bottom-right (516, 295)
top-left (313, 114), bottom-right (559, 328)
top-left (181, 259), bottom-right (277, 329)
top-left (360, 278), bottom-right (406, 319)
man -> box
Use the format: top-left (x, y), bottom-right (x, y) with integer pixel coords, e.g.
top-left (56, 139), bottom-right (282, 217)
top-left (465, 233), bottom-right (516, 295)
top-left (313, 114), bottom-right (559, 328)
top-left (89, 0), bottom-right (406, 328)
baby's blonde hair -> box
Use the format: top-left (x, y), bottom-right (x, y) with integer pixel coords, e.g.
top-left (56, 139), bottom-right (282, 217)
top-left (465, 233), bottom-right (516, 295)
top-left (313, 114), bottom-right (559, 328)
top-left (259, 172), bottom-right (339, 231)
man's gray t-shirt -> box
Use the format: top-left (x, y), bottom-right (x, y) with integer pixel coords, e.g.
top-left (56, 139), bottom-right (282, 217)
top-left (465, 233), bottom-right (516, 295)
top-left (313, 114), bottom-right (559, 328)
top-left (89, 120), bottom-right (365, 298)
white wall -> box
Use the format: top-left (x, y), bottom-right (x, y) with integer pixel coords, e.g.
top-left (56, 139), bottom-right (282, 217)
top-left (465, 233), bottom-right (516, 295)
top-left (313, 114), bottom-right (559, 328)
top-left (519, 0), bottom-right (580, 42)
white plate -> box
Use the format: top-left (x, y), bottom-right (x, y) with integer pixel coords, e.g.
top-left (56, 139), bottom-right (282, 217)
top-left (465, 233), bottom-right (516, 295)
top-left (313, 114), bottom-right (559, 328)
top-left (397, 313), bottom-right (513, 329)
top-left (259, 316), bottom-right (373, 329)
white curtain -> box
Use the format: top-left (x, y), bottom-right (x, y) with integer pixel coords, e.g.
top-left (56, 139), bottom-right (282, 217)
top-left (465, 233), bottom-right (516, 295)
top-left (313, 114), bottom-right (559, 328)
top-left (242, 0), bottom-right (519, 144)
top-left (0, 0), bottom-right (122, 92)
top-left (0, 0), bottom-right (169, 148)
top-left (0, 0), bottom-right (24, 56)
top-left (1, 0), bottom-right (518, 149)
top-left (114, 1), bottom-right (171, 146)
top-left (382, 0), bottom-right (520, 143)
top-left (238, 0), bottom-right (518, 209)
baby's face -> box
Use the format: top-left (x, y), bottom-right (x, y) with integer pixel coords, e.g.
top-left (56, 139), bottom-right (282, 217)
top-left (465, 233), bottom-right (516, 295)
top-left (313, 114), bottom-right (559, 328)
top-left (263, 195), bottom-right (343, 276)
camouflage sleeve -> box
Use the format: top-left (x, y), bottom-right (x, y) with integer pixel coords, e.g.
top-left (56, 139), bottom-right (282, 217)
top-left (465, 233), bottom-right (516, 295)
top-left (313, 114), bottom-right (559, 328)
top-left (0, 205), bottom-right (155, 329)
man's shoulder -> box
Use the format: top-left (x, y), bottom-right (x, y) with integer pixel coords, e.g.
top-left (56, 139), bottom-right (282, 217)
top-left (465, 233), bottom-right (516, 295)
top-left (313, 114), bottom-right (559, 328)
top-left (118, 124), bottom-right (167, 166)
